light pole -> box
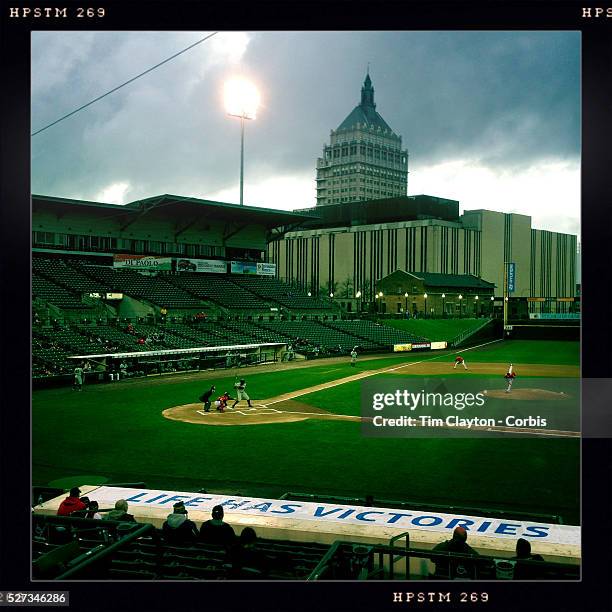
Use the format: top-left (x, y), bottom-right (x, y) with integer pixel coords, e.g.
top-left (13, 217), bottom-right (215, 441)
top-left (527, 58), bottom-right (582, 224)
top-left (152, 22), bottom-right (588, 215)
top-left (224, 77), bottom-right (260, 206)
top-left (404, 292), bottom-right (408, 316)
top-left (490, 295), bottom-right (494, 317)
top-left (356, 290), bottom-right (362, 313)
top-left (423, 293), bottom-right (428, 318)
top-left (475, 295), bottom-right (479, 317)
top-left (442, 293), bottom-right (446, 318)
top-left (458, 294), bottom-right (463, 318)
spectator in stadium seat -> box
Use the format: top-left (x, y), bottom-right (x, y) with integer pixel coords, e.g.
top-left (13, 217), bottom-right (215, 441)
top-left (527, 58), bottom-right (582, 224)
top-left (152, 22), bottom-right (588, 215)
top-left (228, 527), bottom-right (268, 578)
top-left (199, 505), bottom-right (236, 548)
top-left (84, 500), bottom-right (103, 520)
top-left (57, 487), bottom-right (87, 516)
top-left (103, 499), bottom-right (136, 522)
top-left (512, 538), bottom-right (545, 579)
top-left (162, 501), bottom-right (198, 544)
top-left (431, 526), bottom-right (480, 579)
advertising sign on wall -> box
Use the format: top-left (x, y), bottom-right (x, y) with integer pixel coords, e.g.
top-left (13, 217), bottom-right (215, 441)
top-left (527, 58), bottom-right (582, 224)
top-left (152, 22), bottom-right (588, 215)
top-left (231, 261), bottom-right (258, 275)
top-left (176, 258), bottom-right (227, 274)
top-left (113, 254), bottom-right (172, 271)
top-left (256, 262), bottom-right (276, 276)
top-left (507, 262), bottom-right (516, 293)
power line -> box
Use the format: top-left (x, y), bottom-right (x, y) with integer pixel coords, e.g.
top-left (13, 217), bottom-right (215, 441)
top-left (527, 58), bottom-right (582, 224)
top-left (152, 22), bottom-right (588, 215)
top-left (32, 32), bottom-right (219, 137)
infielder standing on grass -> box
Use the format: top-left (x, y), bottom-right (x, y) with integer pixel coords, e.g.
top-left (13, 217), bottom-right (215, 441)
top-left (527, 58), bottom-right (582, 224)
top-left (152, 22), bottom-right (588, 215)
top-left (453, 355), bottom-right (468, 370)
top-left (350, 347), bottom-right (358, 367)
top-left (504, 364), bottom-right (517, 392)
top-left (232, 378), bottom-right (253, 409)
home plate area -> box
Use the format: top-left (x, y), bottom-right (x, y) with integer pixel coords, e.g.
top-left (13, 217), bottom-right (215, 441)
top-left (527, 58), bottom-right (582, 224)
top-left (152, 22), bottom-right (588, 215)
top-left (162, 400), bottom-right (362, 426)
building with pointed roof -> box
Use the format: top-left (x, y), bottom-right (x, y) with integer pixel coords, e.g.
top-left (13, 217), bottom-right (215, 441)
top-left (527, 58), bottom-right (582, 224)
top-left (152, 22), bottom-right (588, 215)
top-left (315, 74), bottom-right (408, 206)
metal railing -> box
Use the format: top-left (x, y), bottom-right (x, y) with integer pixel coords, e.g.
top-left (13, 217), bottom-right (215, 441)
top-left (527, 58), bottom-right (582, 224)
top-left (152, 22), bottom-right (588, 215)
top-left (307, 540), bottom-right (579, 581)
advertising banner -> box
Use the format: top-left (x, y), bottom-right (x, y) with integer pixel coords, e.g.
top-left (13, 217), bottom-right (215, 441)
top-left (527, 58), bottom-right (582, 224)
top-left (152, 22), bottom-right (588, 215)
top-left (176, 258), bottom-right (227, 274)
top-left (430, 341), bottom-right (448, 350)
top-left (231, 261), bottom-right (258, 275)
top-left (507, 262), bottom-right (516, 293)
top-left (113, 254), bottom-right (172, 271)
top-left (393, 344), bottom-right (413, 352)
top-left (39, 486), bottom-right (580, 547)
top-left (256, 262), bottom-right (276, 276)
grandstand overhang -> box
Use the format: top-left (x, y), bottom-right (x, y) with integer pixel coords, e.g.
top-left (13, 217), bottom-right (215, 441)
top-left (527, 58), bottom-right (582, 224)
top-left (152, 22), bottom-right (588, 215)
top-left (32, 194), bottom-right (318, 231)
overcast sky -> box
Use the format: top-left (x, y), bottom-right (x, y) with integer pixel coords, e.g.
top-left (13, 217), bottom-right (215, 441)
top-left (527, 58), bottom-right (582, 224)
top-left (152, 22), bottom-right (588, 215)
top-left (31, 31), bottom-right (580, 236)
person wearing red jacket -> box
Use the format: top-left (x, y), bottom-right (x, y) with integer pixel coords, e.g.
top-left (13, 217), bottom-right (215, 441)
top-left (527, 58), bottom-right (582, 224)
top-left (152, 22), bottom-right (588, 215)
top-left (56, 487), bottom-right (87, 516)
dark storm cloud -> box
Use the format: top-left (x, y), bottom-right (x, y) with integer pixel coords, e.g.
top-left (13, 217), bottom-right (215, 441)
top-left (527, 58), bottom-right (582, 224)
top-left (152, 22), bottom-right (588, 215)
top-left (31, 31), bottom-right (579, 203)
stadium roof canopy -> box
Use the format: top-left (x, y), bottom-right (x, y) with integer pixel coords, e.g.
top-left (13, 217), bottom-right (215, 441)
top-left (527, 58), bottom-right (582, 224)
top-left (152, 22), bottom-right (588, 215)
top-left (295, 195), bottom-right (460, 229)
top-left (32, 194), bottom-right (317, 229)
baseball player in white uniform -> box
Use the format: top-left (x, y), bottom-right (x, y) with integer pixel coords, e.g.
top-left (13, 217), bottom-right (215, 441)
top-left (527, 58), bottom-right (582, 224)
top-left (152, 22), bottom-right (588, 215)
top-left (73, 364), bottom-right (84, 391)
top-left (232, 378), bottom-right (252, 408)
top-left (350, 348), bottom-right (358, 367)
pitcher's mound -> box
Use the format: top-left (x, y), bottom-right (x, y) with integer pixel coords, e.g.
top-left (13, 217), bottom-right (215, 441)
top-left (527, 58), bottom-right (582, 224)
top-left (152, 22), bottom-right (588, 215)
top-left (483, 389), bottom-right (569, 400)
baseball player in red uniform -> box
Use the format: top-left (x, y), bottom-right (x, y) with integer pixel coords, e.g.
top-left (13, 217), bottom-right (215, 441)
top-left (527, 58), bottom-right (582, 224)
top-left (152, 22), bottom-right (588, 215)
top-left (453, 355), bottom-right (468, 370)
top-left (504, 364), bottom-right (516, 392)
top-left (215, 392), bottom-right (231, 412)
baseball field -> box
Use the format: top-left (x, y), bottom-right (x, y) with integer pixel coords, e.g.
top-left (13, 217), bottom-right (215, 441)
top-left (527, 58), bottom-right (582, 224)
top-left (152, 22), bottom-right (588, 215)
top-left (32, 338), bottom-right (580, 524)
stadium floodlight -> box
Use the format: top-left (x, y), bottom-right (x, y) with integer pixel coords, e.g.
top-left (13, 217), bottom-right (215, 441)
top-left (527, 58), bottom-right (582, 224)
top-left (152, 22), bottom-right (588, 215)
top-left (424, 293), bottom-right (428, 318)
top-left (356, 291), bottom-right (362, 298)
top-left (224, 77), bottom-right (260, 206)
top-left (329, 292), bottom-right (334, 298)
top-left (307, 291), bottom-right (312, 297)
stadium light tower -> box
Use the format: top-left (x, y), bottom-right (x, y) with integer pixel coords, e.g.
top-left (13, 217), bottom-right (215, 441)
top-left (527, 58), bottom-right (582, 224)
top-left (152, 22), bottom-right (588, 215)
top-left (224, 77), bottom-right (260, 206)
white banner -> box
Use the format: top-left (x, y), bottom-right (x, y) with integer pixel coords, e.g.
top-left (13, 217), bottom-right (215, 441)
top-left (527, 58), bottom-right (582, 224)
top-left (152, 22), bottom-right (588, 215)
top-left (256, 262), bottom-right (276, 276)
top-left (430, 341), bottom-right (448, 350)
top-left (176, 258), bottom-right (227, 274)
top-left (56, 486), bottom-right (579, 547)
top-left (113, 254), bottom-right (172, 271)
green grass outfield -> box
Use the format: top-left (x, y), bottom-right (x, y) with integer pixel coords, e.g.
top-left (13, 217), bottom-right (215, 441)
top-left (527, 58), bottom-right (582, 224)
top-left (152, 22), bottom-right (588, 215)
top-left (32, 339), bottom-right (580, 523)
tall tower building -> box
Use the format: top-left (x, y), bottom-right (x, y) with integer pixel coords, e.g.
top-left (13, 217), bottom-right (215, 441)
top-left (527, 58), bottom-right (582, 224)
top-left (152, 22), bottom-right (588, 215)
top-left (316, 73), bottom-right (408, 207)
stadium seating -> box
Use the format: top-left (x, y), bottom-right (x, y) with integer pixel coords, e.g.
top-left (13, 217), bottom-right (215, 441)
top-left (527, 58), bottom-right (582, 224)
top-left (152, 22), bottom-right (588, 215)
top-left (229, 275), bottom-right (332, 310)
top-left (33, 257), bottom-right (109, 294)
top-left (76, 265), bottom-right (205, 308)
top-left (324, 319), bottom-right (429, 347)
top-left (165, 273), bottom-right (272, 310)
top-left (32, 273), bottom-right (93, 310)
top-left (257, 320), bottom-right (380, 352)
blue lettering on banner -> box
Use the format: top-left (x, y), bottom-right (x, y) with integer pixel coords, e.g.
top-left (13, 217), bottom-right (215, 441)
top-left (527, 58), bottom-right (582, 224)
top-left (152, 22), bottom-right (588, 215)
top-left (314, 506), bottom-right (343, 517)
top-left (477, 521), bottom-right (493, 533)
top-left (184, 497), bottom-right (212, 507)
top-left (144, 494), bottom-right (169, 504)
top-left (221, 499), bottom-right (250, 510)
top-left (271, 504), bottom-right (302, 514)
top-left (446, 518), bottom-right (475, 530)
top-left (163, 495), bottom-right (192, 505)
top-left (412, 515), bottom-right (444, 527)
top-left (243, 503), bottom-right (272, 513)
top-left (523, 526), bottom-right (550, 538)
top-left (495, 523), bottom-right (522, 535)
top-left (355, 511), bottom-right (385, 522)
top-left (125, 492), bottom-right (147, 503)
top-left (387, 513), bottom-right (413, 524)
top-left (338, 509), bottom-right (355, 519)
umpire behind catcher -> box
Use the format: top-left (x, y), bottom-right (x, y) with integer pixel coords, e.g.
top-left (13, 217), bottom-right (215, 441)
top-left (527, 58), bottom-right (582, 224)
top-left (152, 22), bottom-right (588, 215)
top-left (232, 378), bottom-right (253, 409)
top-left (199, 385), bottom-right (216, 412)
